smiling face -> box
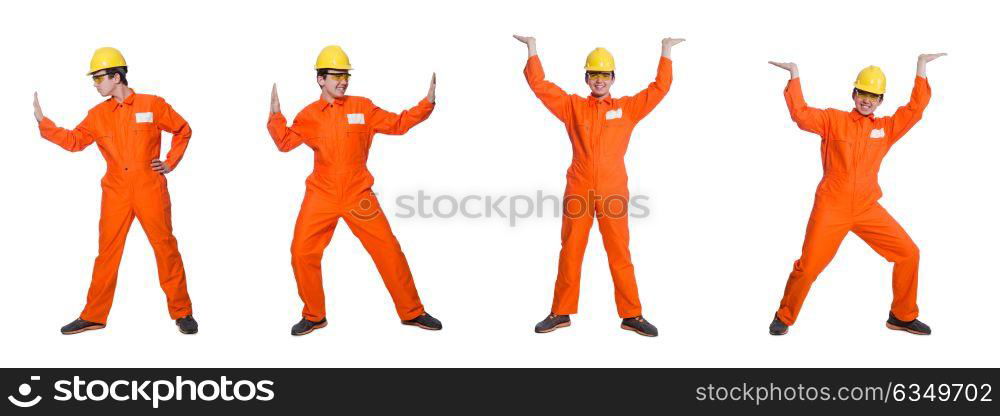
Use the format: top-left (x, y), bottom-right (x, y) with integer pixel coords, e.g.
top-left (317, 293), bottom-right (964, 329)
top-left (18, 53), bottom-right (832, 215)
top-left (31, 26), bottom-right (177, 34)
top-left (318, 69), bottom-right (350, 99)
top-left (585, 71), bottom-right (614, 98)
top-left (852, 88), bottom-right (883, 116)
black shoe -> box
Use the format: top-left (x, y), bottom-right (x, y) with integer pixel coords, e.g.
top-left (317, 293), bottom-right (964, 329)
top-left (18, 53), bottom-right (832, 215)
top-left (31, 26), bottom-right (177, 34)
top-left (769, 315), bottom-right (789, 336)
top-left (621, 316), bottom-right (658, 337)
top-left (886, 313), bottom-right (931, 335)
top-left (291, 318), bottom-right (327, 336)
top-left (61, 319), bottom-right (105, 335)
top-left (402, 313), bottom-right (442, 331)
top-left (534, 313), bottom-right (570, 333)
top-left (176, 315), bottom-right (198, 335)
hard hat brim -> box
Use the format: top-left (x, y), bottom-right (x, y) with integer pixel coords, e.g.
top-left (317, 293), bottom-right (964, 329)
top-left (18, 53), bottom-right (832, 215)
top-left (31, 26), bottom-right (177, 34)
top-left (853, 82), bottom-right (885, 95)
top-left (86, 65), bottom-right (126, 76)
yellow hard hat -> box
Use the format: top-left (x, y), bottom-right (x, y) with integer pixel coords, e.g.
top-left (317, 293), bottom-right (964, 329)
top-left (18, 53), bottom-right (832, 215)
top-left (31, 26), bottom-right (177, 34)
top-left (88, 47), bottom-right (126, 75)
top-left (584, 47), bottom-right (615, 72)
top-left (854, 66), bottom-right (886, 95)
top-left (315, 45), bottom-right (353, 70)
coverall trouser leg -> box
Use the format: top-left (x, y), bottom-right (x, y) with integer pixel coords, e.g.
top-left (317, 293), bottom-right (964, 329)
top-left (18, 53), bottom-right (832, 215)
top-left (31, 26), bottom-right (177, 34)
top-left (777, 203), bottom-right (919, 325)
top-left (133, 182), bottom-right (193, 320)
top-left (552, 193), bottom-right (595, 316)
top-left (551, 191), bottom-right (642, 318)
top-left (596, 199), bottom-right (641, 318)
top-left (852, 204), bottom-right (920, 321)
top-left (80, 190), bottom-right (134, 324)
top-left (290, 192), bottom-right (425, 322)
top-left (290, 193), bottom-right (340, 322)
top-left (343, 194), bottom-right (424, 321)
top-left (80, 185), bottom-right (193, 323)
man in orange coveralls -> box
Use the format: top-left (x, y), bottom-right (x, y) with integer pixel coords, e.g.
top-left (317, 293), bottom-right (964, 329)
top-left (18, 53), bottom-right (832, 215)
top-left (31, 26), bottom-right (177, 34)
top-left (514, 35), bottom-right (685, 337)
top-left (768, 53), bottom-right (947, 336)
top-left (268, 45), bottom-right (442, 336)
top-left (33, 47), bottom-right (198, 335)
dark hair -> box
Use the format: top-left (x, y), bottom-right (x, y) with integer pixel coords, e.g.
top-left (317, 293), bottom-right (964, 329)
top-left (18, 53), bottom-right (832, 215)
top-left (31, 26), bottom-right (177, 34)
top-left (101, 66), bottom-right (128, 86)
top-left (853, 88), bottom-right (881, 100)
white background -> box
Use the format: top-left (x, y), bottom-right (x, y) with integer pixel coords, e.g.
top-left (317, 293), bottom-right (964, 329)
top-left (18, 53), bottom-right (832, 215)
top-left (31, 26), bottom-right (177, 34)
top-left (0, 0), bottom-right (996, 368)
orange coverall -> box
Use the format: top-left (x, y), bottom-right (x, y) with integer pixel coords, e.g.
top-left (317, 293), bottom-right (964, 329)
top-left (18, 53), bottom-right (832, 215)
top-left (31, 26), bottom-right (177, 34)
top-left (524, 55), bottom-right (672, 318)
top-left (267, 96), bottom-right (434, 322)
top-left (38, 91), bottom-right (194, 324)
top-left (776, 77), bottom-right (931, 326)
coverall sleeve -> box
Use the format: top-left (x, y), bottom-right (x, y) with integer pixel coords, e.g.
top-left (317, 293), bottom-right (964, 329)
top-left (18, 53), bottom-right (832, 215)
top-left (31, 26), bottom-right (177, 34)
top-left (37, 111), bottom-right (99, 152)
top-left (524, 55), bottom-right (571, 122)
top-left (370, 98), bottom-right (435, 135)
top-left (267, 110), bottom-right (308, 152)
top-left (623, 57), bottom-right (673, 122)
top-left (886, 76), bottom-right (931, 145)
top-left (784, 78), bottom-right (830, 136)
top-left (154, 97), bottom-right (193, 171)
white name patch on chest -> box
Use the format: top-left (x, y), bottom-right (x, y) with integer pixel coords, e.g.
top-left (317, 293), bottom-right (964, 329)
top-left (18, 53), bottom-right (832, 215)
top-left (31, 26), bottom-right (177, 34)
top-left (605, 108), bottom-right (623, 120)
top-left (135, 112), bottom-right (153, 123)
top-left (347, 113), bottom-right (366, 124)
top-left (870, 128), bottom-right (885, 139)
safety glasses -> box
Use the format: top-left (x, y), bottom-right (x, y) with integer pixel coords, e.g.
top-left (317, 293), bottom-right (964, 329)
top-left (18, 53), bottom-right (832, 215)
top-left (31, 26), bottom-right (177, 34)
top-left (586, 72), bottom-right (613, 81)
top-left (91, 72), bottom-right (112, 85)
top-left (855, 90), bottom-right (882, 102)
top-left (322, 72), bottom-right (351, 81)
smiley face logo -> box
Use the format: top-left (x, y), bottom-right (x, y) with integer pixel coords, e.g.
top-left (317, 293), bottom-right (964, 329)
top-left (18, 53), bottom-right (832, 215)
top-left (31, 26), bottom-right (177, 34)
top-left (349, 194), bottom-right (382, 221)
top-left (7, 376), bottom-right (42, 408)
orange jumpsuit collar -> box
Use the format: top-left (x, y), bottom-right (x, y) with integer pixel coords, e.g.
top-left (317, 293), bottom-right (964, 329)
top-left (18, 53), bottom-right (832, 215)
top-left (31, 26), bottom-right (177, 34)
top-left (109, 88), bottom-right (137, 111)
top-left (849, 108), bottom-right (876, 121)
top-left (587, 94), bottom-right (614, 104)
top-left (319, 95), bottom-right (348, 110)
